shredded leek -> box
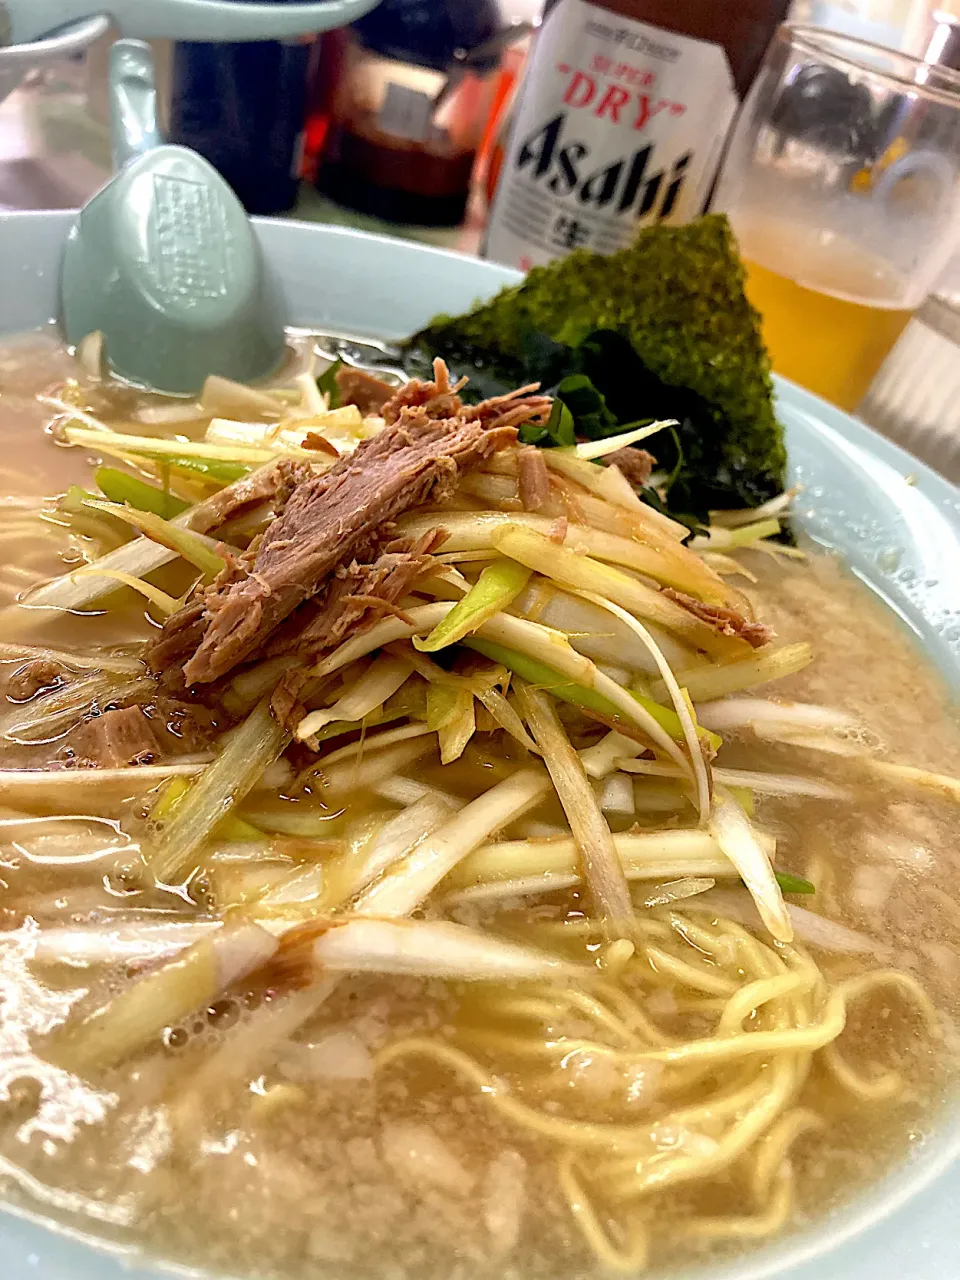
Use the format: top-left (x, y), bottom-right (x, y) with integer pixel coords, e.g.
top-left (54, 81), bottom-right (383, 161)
top-left (296, 655), bottom-right (411, 742)
top-left (50, 922), bottom-right (277, 1074)
top-left (80, 499), bottom-right (226, 577)
top-left (541, 451), bottom-right (689, 542)
top-left (309, 917), bottom-right (583, 983)
top-left (775, 871), bottom-right (816, 895)
top-left (201, 374), bottom-right (285, 418)
top-left (65, 424), bottom-right (279, 466)
top-left (426, 682), bottom-right (460, 731)
top-left (436, 689), bottom-right (475, 764)
top-left (573, 590), bottom-right (712, 819)
top-left (508, 581), bottom-right (692, 673)
top-left (356, 768), bottom-right (552, 918)
top-left (618, 759), bottom-right (848, 802)
top-left (314, 603), bottom-right (453, 678)
top-left (489, 524), bottom-right (743, 658)
top-left (70, 569), bottom-right (182, 616)
top-left (204, 417), bottom-right (327, 458)
top-left (415, 557), bottom-right (532, 652)
top-left (475, 687), bottom-right (539, 753)
top-left (400, 509), bottom-right (726, 604)
top-left (150, 455), bottom-right (251, 485)
top-left (95, 467), bottom-right (189, 518)
top-left (516, 682), bottom-right (634, 937)
top-left (148, 699), bottom-right (289, 885)
top-left (648, 643), bottom-right (813, 704)
top-left (14, 462), bottom-right (285, 616)
top-left (860, 759), bottom-right (960, 804)
top-left (709, 490), bottom-right (797, 528)
top-left (690, 519), bottom-right (783, 551)
top-left (463, 636), bottom-right (716, 756)
top-left (446, 828), bottom-right (742, 894)
top-left (331, 795), bottom-right (456, 906)
top-left (0, 762), bottom-right (209, 820)
top-left (0, 642), bottom-right (144, 674)
top-left (709, 787), bottom-right (791, 942)
top-left (151, 775), bottom-right (264, 842)
top-left (566, 420), bottom-right (675, 461)
top-left (57, 486), bottom-right (131, 552)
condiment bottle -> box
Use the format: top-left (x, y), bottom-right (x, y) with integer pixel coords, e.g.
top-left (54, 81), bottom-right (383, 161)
top-left (482, 0), bottom-right (791, 268)
top-left (313, 0), bottom-right (505, 227)
top-left (169, 34), bottom-right (315, 215)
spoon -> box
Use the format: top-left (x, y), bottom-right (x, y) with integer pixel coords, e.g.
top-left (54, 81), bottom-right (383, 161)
top-left (61, 39), bottom-right (287, 395)
top-left (308, 331), bottom-right (408, 384)
top-left (1, 0), bottom-right (381, 46)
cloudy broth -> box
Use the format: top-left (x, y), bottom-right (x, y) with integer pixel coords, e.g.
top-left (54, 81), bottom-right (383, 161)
top-left (0, 331), bottom-right (957, 1279)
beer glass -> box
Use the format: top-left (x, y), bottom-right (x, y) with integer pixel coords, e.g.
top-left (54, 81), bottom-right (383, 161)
top-left (714, 25), bottom-right (960, 412)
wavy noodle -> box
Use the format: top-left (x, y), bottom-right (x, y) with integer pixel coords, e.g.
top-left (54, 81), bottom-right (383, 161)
top-left (557, 1151), bottom-right (649, 1272)
top-left (820, 970), bottom-right (942, 1102)
top-left (376, 907), bottom-right (936, 1267)
top-left (682, 1174), bottom-right (793, 1241)
top-left (644, 945), bottom-right (741, 997)
top-left (750, 1108), bottom-right (825, 1203)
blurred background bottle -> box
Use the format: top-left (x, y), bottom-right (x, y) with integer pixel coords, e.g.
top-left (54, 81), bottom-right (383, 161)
top-left (310, 0), bottom-right (528, 227)
top-left (481, 0), bottom-right (792, 269)
top-left (168, 16), bottom-right (316, 216)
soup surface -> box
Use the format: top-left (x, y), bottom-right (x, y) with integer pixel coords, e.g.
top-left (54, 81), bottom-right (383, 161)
top-left (0, 331), bottom-right (957, 1279)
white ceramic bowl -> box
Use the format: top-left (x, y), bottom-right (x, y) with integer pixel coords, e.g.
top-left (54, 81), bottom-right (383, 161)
top-left (0, 210), bottom-right (958, 1280)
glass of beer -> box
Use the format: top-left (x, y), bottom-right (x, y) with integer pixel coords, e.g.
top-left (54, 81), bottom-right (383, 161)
top-left (714, 26), bottom-right (960, 412)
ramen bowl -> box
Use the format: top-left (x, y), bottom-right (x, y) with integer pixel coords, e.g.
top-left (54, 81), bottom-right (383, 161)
top-left (0, 210), bottom-right (957, 1280)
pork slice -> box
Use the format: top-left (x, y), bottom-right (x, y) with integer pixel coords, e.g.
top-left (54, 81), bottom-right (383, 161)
top-left (147, 599), bottom-right (208, 675)
top-left (335, 367), bottom-right (395, 416)
top-left (517, 447), bottom-right (551, 511)
top-left (660, 588), bottom-right (774, 649)
top-left (146, 696), bottom-right (222, 754)
top-left (179, 413), bottom-right (514, 685)
top-left (5, 658), bottom-right (64, 702)
top-left (267, 529), bottom-right (444, 659)
top-left (64, 705), bottom-right (161, 768)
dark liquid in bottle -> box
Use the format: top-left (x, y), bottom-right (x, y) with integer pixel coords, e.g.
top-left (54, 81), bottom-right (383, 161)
top-left (316, 121), bottom-right (476, 226)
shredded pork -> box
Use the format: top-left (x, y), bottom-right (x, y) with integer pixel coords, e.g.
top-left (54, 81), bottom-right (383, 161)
top-left (604, 447), bottom-right (656, 488)
top-left (517, 447), bottom-right (551, 511)
top-left (266, 530), bottom-right (445, 659)
top-left (202, 458), bottom-right (312, 530)
top-left (148, 363), bottom-right (549, 688)
top-left (661, 588), bottom-right (773, 649)
top-left (334, 367), bottom-right (395, 416)
top-left (381, 359), bottom-right (552, 433)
